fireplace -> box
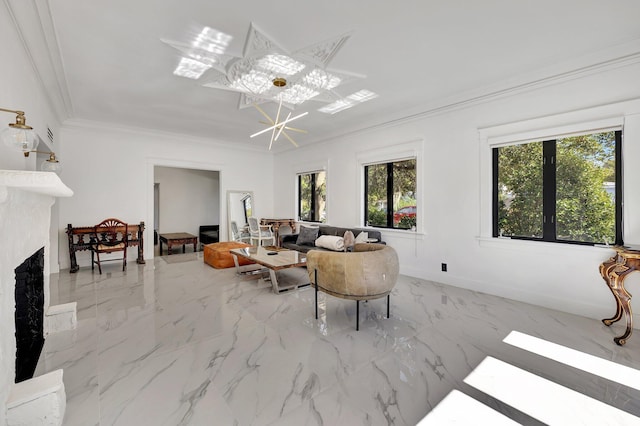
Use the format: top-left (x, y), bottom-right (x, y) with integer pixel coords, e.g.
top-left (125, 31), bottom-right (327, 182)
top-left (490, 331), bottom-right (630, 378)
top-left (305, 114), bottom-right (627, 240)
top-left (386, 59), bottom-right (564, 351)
top-left (14, 247), bottom-right (45, 383)
top-left (0, 170), bottom-right (73, 425)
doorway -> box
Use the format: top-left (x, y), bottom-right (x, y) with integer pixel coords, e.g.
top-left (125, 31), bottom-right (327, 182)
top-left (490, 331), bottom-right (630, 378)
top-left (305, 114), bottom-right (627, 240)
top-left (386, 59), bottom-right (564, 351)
top-left (153, 166), bottom-right (220, 256)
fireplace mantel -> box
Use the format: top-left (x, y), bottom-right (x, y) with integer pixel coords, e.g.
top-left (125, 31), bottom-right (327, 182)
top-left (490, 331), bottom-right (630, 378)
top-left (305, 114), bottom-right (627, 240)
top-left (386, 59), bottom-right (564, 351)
top-left (0, 169), bottom-right (73, 426)
top-left (0, 170), bottom-right (73, 199)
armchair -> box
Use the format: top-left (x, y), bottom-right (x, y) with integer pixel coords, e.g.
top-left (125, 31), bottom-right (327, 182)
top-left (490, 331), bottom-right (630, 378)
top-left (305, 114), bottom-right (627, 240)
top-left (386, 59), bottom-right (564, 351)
top-left (306, 243), bottom-right (399, 330)
top-left (248, 217), bottom-right (275, 246)
top-left (91, 218), bottom-right (128, 274)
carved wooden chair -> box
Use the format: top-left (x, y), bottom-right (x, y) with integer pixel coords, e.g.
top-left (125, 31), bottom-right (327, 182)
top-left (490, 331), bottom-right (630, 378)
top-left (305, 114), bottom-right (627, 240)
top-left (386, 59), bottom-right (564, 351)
top-left (91, 218), bottom-right (128, 274)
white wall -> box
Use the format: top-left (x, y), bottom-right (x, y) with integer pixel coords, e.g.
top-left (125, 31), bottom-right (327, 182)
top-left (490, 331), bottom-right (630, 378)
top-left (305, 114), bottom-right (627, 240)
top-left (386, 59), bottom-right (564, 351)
top-left (272, 60), bottom-right (640, 322)
top-left (57, 122), bottom-right (274, 270)
top-left (0, 2), bottom-right (66, 421)
top-left (154, 166), bottom-right (220, 239)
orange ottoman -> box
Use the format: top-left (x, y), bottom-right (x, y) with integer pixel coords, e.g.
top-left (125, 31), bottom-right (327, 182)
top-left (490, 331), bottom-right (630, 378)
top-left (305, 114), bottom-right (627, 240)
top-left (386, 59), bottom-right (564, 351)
top-left (204, 241), bottom-right (254, 269)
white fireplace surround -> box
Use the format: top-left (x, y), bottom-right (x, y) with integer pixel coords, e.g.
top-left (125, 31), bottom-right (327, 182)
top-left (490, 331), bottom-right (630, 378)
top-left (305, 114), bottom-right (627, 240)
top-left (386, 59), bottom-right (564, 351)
top-left (0, 170), bottom-right (73, 425)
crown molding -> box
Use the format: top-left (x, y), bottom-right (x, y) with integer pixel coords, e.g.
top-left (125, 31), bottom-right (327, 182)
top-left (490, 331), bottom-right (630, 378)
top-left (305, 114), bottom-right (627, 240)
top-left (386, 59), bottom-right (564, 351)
top-left (301, 38), bottom-right (640, 150)
top-left (62, 118), bottom-right (271, 154)
top-left (3, 0), bottom-right (73, 123)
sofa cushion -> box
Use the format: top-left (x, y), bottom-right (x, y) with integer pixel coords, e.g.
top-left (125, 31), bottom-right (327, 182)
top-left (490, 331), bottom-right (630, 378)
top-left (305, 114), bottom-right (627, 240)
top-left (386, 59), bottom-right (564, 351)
top-left (281, 225), bottom-right (385, 253)
top-left (315, 235), bottom-right (345, 251)
top-left (355, 231), bottom-right (368, 244)
top-left (296, 225), bottom-right (319, 246)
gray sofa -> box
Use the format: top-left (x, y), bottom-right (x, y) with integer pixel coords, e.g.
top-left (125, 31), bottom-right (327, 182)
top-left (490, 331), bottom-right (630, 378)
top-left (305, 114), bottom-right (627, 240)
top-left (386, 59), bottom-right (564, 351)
top-left (280, 225), bottom-right (383, 253)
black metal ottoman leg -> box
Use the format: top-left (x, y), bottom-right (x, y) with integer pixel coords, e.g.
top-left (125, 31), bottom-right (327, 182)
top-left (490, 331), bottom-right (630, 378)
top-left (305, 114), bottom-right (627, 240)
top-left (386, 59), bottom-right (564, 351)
top-left (314, 269), bottom-right (318, 320)
top-left (356, 300), bottom-right (360, 331)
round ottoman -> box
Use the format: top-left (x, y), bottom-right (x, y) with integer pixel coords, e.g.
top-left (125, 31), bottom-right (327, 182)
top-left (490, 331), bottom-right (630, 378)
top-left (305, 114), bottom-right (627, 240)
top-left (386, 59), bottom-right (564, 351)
top-left (204, 241), bottom-right (255, 269)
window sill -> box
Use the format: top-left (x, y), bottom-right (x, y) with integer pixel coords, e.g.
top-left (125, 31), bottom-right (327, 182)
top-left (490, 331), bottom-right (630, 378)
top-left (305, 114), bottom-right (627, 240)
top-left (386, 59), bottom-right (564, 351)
top-left (369, 227), bottom-right (425, 240)
top-left (476, 236), bottom-right (616, 254)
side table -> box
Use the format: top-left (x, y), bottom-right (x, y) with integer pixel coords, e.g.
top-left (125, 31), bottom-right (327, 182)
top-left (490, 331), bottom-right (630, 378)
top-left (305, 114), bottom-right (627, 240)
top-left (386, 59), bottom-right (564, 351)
top-left (159, 232), bottom-right (198, 255)
top-left (600, 245), bottom-right (640, 345)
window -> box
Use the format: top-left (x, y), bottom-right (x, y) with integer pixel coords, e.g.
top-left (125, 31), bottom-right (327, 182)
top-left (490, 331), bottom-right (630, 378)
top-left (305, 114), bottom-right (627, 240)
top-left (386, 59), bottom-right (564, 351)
top-left (298, 171), bottom-right (326, 222)
top-left (364, 158), bottom-right (416, 229)
top-left (493, 130), bottom-right (622, 245)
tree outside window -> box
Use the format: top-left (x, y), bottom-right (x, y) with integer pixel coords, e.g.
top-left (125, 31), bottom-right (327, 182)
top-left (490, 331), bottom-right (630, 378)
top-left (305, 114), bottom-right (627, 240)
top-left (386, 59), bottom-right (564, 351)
top-left (495, 130), bottom-right (621, 245)
top-left (298, 171), bottom-right (326, 222)
top-left (365, 158), bottom-right (416, 229)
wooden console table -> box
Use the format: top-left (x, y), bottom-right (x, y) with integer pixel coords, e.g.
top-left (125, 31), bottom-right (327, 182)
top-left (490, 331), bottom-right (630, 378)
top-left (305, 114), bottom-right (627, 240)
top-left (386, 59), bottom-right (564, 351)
top-left (159, 232), bottom-right (198, 255)
top-left (66, 222), bottom-right (145, 273)
top-left (600, 245), bottom-right (640, 345)
top-left (260, 218), bottom-right (296, 246)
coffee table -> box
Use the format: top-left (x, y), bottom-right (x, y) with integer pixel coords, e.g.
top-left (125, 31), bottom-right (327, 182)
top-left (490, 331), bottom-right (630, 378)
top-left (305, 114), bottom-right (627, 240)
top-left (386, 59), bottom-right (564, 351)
top-left (230, 246), bottom-right (308, 293)
top-left (159, 232), bottom-right (198, 255)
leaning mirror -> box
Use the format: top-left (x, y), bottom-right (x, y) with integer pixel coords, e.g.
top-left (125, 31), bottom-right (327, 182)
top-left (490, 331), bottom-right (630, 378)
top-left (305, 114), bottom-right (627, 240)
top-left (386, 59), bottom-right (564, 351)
top-left (227, 190), bottom-right (253, 242)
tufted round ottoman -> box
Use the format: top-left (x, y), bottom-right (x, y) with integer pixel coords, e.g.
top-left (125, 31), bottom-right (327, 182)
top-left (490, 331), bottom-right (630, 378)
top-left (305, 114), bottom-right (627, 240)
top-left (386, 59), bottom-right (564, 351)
top-left (204, 241), bottom-right (255, 269)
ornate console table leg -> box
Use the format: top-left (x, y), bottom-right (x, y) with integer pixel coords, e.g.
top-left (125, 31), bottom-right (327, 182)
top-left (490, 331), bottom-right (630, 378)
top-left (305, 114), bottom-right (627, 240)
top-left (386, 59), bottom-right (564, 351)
top-left (609, 267), bottom-right (635, 346)
top-left (598, 247), bottom-right (640, 345)
top-left (601, 256), bottom-right (623, 326)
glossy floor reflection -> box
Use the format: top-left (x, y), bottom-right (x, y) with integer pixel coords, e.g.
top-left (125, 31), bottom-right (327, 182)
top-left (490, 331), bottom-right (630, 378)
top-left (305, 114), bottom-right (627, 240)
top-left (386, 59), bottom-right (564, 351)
top-left (39, 252), bottom-right (640, 425)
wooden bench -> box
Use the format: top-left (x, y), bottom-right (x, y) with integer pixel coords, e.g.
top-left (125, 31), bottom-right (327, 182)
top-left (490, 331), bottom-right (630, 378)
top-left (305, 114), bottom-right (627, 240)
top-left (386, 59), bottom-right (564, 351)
top-left (66, 222), bottom-right (146, 273)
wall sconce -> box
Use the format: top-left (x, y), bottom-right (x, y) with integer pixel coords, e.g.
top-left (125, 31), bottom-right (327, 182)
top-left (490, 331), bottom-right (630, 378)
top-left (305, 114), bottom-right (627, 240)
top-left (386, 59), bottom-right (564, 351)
top-left (28, 150), bottom-right (62, 173)
top-left (1, 107), bottom-right (62, 173)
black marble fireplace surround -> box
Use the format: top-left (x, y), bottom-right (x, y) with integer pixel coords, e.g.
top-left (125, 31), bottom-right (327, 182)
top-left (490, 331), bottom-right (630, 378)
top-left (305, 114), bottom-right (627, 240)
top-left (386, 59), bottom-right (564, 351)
top-left (14, 247), bottom-right (45, 383)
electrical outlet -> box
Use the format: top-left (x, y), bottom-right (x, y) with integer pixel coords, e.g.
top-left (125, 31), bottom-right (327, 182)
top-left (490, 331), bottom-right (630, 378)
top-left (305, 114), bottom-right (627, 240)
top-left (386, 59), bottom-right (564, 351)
top-left (441, 263), bottom-right (447, 272)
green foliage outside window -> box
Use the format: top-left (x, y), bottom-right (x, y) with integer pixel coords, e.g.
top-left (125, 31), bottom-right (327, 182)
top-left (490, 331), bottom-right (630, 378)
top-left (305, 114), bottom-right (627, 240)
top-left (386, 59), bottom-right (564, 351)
top-left (299, 171), bottom-right (326, 222)
top-left (366, 159), bottom-right (417, 229)
top-left (497, 131), bottom-right (616, 244)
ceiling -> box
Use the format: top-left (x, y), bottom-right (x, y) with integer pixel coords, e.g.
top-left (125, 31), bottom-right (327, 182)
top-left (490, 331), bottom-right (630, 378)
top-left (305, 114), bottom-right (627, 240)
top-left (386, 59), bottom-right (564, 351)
top-left (46, 0), bottom-right (640, 151)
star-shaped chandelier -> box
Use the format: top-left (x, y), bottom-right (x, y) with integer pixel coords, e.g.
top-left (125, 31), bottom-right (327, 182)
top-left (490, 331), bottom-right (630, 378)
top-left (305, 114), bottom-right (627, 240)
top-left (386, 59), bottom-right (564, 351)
top-left (163, 23), bottom-right (378, 147)
top-left (249, 77), bottom-right (309, 150)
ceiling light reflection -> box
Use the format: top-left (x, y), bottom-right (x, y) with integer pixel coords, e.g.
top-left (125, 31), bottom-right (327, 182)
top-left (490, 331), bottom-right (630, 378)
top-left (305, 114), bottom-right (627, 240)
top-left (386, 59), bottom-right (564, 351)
top-left (192, 27), bottom-right (232, 54)
top-left (173, 57), bottom-right (211, 79)
top-left (258, 54), bottom-right (305, 76)
top-left (282, 84), bottom-right (320, 105)
top-left (168, 26), bottom-right (232, 80)
top-left (318, 90), bottom-right (378, 114)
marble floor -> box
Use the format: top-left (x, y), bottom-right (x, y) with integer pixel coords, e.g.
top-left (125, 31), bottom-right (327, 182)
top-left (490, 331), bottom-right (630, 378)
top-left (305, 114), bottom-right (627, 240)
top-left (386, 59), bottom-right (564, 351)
top-left (38, 251), bottom-right (640, 425)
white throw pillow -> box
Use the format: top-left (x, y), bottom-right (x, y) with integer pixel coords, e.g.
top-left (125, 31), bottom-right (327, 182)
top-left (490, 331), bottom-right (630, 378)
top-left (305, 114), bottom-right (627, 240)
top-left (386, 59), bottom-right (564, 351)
top-left (355, 231), bottom-right (369, 243)
top-left (315, 235), bottom-right (345, 251)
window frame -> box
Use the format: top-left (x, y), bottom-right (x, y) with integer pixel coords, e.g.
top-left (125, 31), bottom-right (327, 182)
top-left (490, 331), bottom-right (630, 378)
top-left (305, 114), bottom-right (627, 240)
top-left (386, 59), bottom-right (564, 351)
top-left (357, 139), bottom-right (424, 234)
top-left (364, 158), bottom-right (417, 230)
top-left (491, 129), bottom-right (623, 246)
top-left (297, 170), bottom-right (326, 223)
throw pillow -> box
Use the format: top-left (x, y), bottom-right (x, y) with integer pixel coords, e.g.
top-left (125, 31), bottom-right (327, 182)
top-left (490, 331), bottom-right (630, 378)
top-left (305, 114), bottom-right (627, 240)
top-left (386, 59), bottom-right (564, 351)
top-left (315, 235), bottom-right (345, 251)
top-left (355, 231), bottom-right (369, 243)
top-left (296, 225), bottom-right (319, 246)
top-left (343, 230), bottom-right (355, 252)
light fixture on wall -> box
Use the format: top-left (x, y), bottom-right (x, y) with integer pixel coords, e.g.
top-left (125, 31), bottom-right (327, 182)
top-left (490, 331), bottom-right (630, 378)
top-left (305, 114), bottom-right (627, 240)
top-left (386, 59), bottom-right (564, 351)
top-left (30, 150), bottom-right (62, 173)
top-left (1, 107), bottom-right (62, 173)
top-left (0, 107), bottom-right (37, 152)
